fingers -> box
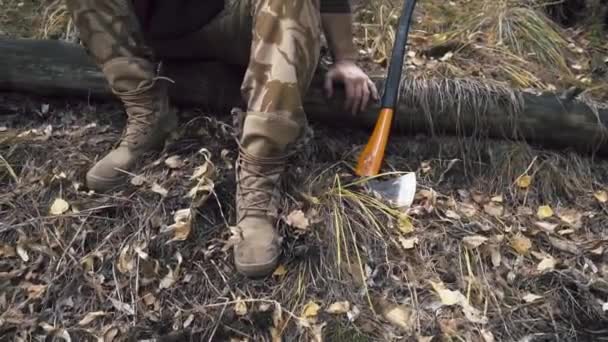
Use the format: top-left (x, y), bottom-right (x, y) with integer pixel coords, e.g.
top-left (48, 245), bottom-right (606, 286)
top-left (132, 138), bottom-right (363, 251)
top-left (344, 81), bottom-right (355, 112)
top-left (324, 70), bottom-right (335, 98)
top-left (360, 79), bottom-right (371, 113)
top-left (369, 79), bottom-right (380, 101)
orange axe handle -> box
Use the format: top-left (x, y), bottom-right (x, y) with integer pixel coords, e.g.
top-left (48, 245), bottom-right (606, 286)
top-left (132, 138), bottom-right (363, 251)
top-left (354, 0), bottom-right (417, 177)
top-left (355, 108), bottom-right (394, 176)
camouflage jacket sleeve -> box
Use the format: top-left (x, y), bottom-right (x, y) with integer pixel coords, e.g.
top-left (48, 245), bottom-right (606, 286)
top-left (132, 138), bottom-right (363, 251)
top-left (320, 0), bottom-right (351, 13)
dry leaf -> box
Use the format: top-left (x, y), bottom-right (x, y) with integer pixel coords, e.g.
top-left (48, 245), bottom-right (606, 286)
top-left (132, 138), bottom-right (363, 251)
top-left (49, 198), bottom-right (70, 215)
top-left (594, 190), bottom-right (608, 203)
top-left (399, 236), bottom-right (419, 250)
top-left (483, 202), bottom-right (504, 217)
top-left (166, 209), bottom-right (192, 243)
top-left (0, 244), bottom-right (16, 258)
top-left (326, 301), bottom-right (350, 314)
top-left (481, 329), bottom-right (495, 342)
top-left (522, 293), bottom-right (543, 303)
top-left (491, 195), bottom-right (503, 203)
top-left (183, 314), bottom-right (194, 328)
top-left (130, 175), bottom-right (145, 186)
top-left (398, 215), bottom-right (414, 234)
top-left (489, 244), bottom-right (502, 268)
top-left (602, 302), bottom-right (608, 312)
top-left (462, 235), bottom-right (488, 249)
top-left (511, 234), bottom-right (532, 255)
top-left (431, 281), bottom-right (461, 305)
top-left (430, 281), bottom-right (488, 324)
top-left (16, 244), bottom-right (29, 262)
top-left (103, 327), bottom-right (119, 342)
top-left (302, 301), bottom-right (321, 319)
top-left (273, 264), bottom-right (287, 277)
top-left (117, 245), bottom-right (134, 273)
top-left (142, 293), bottom-right (156, 307)
top-left (285, 210), bottom-right (310, 230)
top-left (556, 208), bottom-right (583, 229)
top-left (164, 155), bottom-right (184, 169)
top-left (537, 256), bottom-right (556, 271)
top-left (445, 210), bottom-right (461, 220)
top-left (457, 202), bottom-right (478, 218)
top-left (534, 221), bottom-right (558, 233)
top-left (159, 265), bottom-right (177, 289)
top-left (22, 283), bottom-right (47, 299)
top-left (382, 304), bottom-right (414, 331)
top-left (517, 206), bottom-right (534, 216)
top-left (471, 191), bottom-right (487, 204)
top-left (517, 175), bottom-right (532, 189)
top-left (78, 311), bottom-right (106, 326)
top-left (347, 305), bottom-right (361, 322)
top-left (537, 205), bottom-right (553, 219)
top-left (151, 182), bottom-right (168, 197)
top-left (235, 298), bottom-right (248, 316)
top-left (110, 298), bottom-right (135, 315)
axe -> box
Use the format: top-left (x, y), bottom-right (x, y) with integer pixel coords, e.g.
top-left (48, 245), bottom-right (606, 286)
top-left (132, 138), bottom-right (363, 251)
top-left (355, 0), bottom-right (418, 176)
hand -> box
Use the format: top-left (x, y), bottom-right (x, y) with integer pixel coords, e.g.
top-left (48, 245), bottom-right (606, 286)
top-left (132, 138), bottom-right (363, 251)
top-left (324, 60), bottom-right (379, 115)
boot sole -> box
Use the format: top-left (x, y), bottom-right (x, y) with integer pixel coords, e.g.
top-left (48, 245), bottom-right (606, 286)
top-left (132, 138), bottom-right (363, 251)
top-left (234, 253), bottom-right (281, 279)
top-left (86, 172), bottom-right (127, 193)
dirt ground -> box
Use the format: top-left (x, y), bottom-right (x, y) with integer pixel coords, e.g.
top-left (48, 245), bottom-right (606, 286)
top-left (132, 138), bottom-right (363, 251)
top-left (2, 1), bottom-right (608, 341)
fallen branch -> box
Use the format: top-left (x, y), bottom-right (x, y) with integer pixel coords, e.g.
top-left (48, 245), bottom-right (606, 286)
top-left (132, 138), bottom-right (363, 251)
top-left (1, 37), bottom-right (608, 155)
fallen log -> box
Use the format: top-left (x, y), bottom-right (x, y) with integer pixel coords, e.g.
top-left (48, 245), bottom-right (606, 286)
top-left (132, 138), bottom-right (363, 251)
top-left (1, 37), bottom-right (608, 155)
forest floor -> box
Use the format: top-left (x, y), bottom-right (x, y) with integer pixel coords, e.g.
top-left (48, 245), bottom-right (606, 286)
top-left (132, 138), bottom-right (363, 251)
top-left (2, 0), bottom-right (608, 341)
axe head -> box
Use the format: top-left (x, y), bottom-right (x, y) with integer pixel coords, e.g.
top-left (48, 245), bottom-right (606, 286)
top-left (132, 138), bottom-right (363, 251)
top-left (364, 172), bottom-right (416, 208)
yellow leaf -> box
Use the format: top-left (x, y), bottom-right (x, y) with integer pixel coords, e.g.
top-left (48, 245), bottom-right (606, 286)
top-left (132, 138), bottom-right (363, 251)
top-left (301, 301), bottom-right (321, 319)
top-left (594, 190), bottom-right (608, 203)
top-left (326, 301), bottom-right (350, 314)
top-left (517, 175), bottom-right (532, 189)
top-left (273, 264), bottom-right (287, 277)
top-left (537, 205), bottom-right (553, 219)
top-left (78, 311), bottom-right (106, 326)
top-left (49, 198), bottom-right (70, 215)
top-left (511, 234), bottom-right (532, 255)
top-left (398, 215), bottom-right (414, 234)
top-left (235, 297), bottom-right (248, 316)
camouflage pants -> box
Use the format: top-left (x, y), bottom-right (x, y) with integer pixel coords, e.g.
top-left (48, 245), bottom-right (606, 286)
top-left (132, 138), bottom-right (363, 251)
top-left (65, 0), bottom-right (322, 127)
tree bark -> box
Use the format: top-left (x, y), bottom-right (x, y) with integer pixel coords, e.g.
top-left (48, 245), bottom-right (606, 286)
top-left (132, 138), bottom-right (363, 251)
top-left (1, 37), bottom-right (608, 155)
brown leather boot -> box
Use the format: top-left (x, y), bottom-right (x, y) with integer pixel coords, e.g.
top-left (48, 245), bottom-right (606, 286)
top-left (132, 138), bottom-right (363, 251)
top-left (234, 111), bottom-right (302, 278)
top-left (86, 57), bottom-right (177, 192)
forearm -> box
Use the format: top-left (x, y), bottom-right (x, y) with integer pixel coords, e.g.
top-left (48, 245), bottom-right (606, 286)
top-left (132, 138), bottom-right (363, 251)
top-left (321, 13), bottom-right (358, 63)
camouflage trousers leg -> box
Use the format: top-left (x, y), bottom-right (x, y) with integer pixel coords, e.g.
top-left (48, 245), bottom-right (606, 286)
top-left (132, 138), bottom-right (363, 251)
top-left (64, 1), bottom-right (176, 193)
top-left (64, 0), bottom-right (155, 67)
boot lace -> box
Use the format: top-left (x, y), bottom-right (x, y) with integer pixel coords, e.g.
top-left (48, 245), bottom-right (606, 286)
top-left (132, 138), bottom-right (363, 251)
top-left (236, 147), bottom-right (288, 222)
top-left (115, 76), bottom-right (172, 146)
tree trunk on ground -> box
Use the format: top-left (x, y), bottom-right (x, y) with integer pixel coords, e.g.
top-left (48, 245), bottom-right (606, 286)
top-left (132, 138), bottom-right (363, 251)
top-left (1, 37), bottom-right (608, 156)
